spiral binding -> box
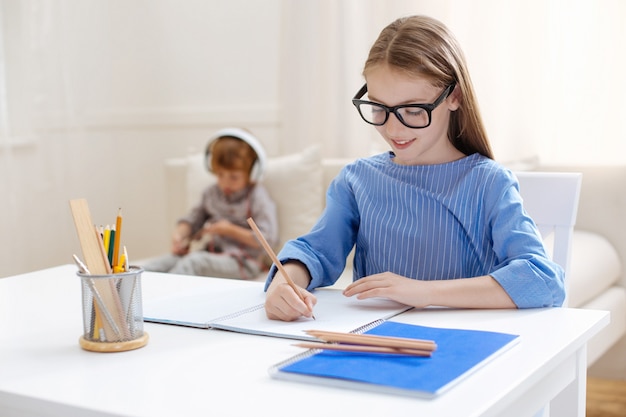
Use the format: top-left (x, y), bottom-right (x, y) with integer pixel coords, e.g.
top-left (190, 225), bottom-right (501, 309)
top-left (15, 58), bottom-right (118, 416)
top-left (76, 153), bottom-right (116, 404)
top-left (209, 303), bottom-right (265, 325)
top-left (269, 319), bottom-right (387, 372)
top-left (350, 319), bottom-right (385, 335)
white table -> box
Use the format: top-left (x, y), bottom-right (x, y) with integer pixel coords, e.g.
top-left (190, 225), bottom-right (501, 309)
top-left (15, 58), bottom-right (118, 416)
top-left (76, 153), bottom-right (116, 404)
top-left (0, 265), bottom-right (609, 417)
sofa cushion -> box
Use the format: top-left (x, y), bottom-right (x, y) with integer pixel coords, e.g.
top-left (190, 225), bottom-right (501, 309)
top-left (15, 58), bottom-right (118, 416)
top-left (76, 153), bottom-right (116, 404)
top-left (262, 146), bottom-right (323, 246)
top-left (185, 153), bottom-right (216, 210)
top-left (567, 230), bottom-right (622, 307)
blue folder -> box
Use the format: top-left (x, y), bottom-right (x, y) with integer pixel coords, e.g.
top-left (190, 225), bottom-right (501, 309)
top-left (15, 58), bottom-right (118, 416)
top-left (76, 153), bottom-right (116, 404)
top-left (270, 320), bottom-right (519, 397)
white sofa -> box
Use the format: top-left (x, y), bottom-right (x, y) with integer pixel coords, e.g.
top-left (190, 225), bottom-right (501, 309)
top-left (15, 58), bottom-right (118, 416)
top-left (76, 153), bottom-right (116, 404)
top-left (164, 146), bottom-right (626, 374)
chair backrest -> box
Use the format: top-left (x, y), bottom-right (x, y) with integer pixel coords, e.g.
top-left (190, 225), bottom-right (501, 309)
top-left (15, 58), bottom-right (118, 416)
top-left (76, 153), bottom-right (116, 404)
top-left (514, 171), bottom-right (582, 306)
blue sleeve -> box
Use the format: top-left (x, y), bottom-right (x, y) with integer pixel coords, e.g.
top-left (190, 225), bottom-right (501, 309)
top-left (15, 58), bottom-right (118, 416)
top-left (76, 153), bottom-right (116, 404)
top-left (488, 173), bottom-right (566, 308)
top-left (264, 169), bottom-right (358, 290)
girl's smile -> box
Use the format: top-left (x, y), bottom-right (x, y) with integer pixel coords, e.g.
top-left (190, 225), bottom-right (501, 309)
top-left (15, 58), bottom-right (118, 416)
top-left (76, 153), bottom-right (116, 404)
top-left (390, 137), bottom-right (416, 149)
top-left (365, 65), bottom-right (463, 165)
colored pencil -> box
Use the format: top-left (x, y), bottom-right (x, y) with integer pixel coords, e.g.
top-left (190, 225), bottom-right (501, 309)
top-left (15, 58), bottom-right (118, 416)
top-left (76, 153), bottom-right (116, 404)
top-left (293, 342), bottom-right (433, 357)
top-left (305, 330), bottom-right (437, 352)
top-left (112, 208), bottom-right (122, 269)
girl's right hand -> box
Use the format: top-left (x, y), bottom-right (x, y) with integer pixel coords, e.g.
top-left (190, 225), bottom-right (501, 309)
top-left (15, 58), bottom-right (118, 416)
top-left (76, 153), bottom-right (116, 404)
top-left (264, 263), bottom-right (317, 321)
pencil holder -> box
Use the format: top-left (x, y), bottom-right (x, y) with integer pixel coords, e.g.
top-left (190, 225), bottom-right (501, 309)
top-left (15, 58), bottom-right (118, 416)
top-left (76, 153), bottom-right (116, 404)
top-left (77, 266), bottom-right (149, 352)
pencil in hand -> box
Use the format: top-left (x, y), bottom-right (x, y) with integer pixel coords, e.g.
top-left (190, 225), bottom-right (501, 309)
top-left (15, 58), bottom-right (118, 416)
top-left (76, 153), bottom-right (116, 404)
top-left (246, 217), bottom-right (315, 319)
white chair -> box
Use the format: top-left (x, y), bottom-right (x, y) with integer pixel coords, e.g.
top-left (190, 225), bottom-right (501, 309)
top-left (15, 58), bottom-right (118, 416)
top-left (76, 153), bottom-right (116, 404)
top-left (514, 171), bottom-right (583, 307)
top-left (515, 171), bottom-right (583, 417)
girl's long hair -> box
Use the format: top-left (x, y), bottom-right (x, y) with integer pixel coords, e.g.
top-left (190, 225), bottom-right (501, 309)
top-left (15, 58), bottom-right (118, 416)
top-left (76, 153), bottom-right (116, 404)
top-left (364, 15), bottom-right (494, 159)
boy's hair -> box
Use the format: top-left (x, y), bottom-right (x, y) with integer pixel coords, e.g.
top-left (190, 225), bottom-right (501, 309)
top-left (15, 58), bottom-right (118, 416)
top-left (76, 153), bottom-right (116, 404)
top-left (363, 15), bottom-right (494, 159)
top-left (209, 136), bottom-right (258, 180)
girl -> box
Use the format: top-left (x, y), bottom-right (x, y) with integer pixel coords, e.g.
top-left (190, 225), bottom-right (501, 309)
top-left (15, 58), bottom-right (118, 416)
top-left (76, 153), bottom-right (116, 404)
top-left (264, 15), bottom-right (564, 321)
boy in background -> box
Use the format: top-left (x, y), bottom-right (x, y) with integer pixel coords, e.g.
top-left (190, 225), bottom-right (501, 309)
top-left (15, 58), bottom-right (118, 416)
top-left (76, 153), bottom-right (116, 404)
top-left (143, 128), bottom-right (278, 280)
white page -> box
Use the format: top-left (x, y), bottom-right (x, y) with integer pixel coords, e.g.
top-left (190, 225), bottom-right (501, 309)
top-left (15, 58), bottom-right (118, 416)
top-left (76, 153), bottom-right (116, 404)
top-left (143, 277), bottom-right (411, 340)
top-left (209, 288), bottom-right (412, 340)
top-left (143, 279), bottom-right (265, 328)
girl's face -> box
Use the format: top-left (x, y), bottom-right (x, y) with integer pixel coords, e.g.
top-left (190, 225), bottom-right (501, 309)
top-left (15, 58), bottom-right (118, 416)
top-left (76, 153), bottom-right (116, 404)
top-left (365, 65), bottom-right (463, 165)
top-left (214, 168), bottom-right (249, 196)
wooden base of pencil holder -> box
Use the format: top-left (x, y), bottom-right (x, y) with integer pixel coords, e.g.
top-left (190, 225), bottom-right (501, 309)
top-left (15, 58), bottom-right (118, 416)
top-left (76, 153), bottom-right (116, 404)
top-left (79, 332), bottom-right (149, 353)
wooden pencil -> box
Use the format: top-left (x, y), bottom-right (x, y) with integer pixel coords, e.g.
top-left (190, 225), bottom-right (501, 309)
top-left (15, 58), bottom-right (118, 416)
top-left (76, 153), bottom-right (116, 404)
top-left (95, 225), bottom-right (113, 275)
top-left (293, 342), bottom-right (433, 357)
top-left (103, 225), bottom-right (112, 267)
top-left (305, 330), bottom-right (437, 352)
top-left (112, 208), bottom-right (122, 269)
top-left (247, 217), bottom-right (314, 317)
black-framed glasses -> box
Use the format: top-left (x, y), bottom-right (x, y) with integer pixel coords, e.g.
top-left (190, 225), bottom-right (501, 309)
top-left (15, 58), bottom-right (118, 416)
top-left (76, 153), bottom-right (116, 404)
top-left (352, 82), bottom-right (456, 128)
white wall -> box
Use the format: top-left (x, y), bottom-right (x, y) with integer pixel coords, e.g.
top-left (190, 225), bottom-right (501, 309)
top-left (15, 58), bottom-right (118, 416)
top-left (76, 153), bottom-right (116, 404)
top-left (278, 0), bottom-right (626, 165)
top-left (1, 0), bottom-right (626, 278)
top-left (0, 0), bottom-right (283, 277)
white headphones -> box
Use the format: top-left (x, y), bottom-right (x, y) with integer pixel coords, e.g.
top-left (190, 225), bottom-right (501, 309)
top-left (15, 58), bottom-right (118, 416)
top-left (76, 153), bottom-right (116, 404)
top-left (204, 128), bottom-right (267, 182)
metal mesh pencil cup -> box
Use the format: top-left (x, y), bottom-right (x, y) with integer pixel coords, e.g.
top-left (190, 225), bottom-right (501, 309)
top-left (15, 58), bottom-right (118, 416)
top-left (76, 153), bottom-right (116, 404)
top-left (77, 266), bottom-right (149, 352)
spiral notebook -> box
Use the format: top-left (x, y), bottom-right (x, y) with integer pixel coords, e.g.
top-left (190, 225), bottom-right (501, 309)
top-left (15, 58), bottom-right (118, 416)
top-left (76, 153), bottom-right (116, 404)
top-left (269, 320), bottom-right (520, 397)
top-left (143, 276), bottom-right (412, 341)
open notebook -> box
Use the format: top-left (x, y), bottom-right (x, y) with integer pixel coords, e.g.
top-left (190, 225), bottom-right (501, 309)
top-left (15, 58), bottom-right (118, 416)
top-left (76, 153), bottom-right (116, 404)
top-left (142, 276), bottom-right (412, 341)
top-left (269, 320), bottom-right (520, 397)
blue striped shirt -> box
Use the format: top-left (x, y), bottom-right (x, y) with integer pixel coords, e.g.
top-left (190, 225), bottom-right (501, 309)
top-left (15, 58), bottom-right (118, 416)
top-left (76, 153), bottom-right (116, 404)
top-left (271, 152), bottom-right (565, 308)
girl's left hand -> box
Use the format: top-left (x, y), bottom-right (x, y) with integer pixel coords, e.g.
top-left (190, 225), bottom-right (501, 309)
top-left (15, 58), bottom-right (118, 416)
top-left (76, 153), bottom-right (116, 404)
top-left (343, 272), bottom-right (429, 308)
